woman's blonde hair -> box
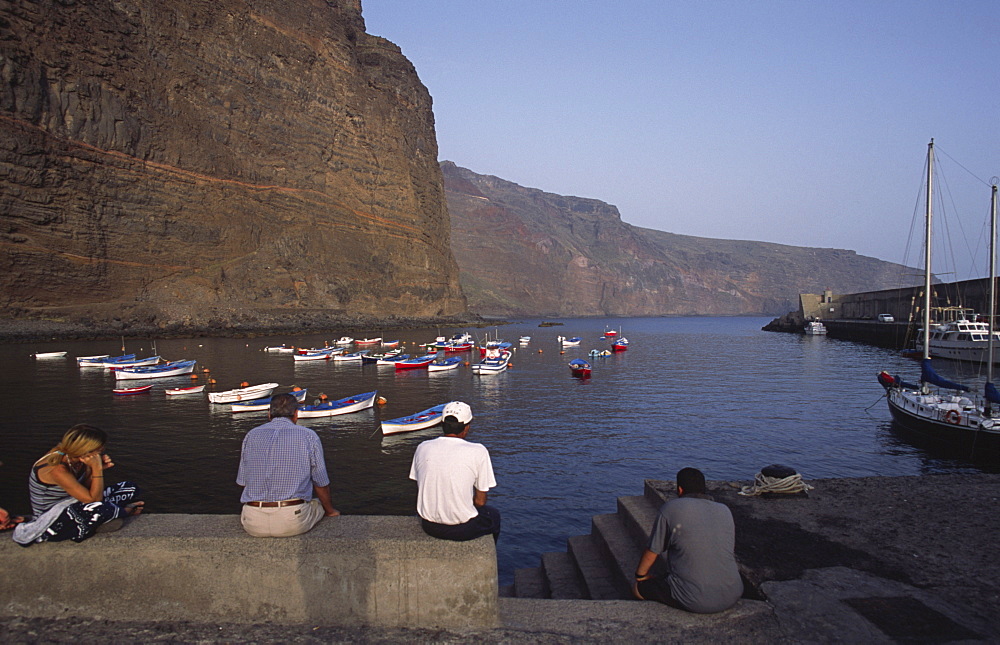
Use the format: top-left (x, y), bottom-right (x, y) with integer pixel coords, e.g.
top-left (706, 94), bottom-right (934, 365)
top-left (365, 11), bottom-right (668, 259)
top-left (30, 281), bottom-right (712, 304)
top-left (40, 424), bottom-right (108, 466)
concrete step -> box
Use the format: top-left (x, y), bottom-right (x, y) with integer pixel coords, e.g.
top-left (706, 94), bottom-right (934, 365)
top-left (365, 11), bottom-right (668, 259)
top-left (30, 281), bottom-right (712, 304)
top-left (617, 494), bottom-right (659, 548)
top-left (568, 534), bottom-right (627, 600)
top-left (541, 551), bottom-right (587, 599)
top-left (513, 566), bottom-right (548, 599)
top-left (644, 478), bottom-right (671, 506)
top-left (498, 583), bottom-right (515, 598)
top-left (591, 513), bottom-right (642, 598)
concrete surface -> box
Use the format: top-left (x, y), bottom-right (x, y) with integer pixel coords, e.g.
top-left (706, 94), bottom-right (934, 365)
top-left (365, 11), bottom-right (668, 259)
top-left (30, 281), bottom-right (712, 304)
top-left (0, 514), bottom-right (498, 630)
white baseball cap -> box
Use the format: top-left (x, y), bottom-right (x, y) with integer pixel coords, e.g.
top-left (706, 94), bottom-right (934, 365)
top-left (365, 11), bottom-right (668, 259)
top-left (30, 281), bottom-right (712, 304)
top-left (442, 401), bottom-right (473, 425)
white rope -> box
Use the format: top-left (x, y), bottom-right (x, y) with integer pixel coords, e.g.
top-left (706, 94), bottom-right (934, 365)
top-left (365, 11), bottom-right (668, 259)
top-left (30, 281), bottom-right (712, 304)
top-left (738, 472), bottom-right (814, 496)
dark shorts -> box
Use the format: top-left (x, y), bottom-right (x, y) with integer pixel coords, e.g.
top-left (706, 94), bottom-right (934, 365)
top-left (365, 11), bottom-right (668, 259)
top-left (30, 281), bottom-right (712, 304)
top-left (420, 504), bottom-right (501, 543)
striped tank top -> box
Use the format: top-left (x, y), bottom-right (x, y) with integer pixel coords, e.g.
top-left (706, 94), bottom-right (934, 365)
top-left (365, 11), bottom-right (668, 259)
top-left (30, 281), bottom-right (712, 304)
top-left (28, 461), bottom-right (84, 516)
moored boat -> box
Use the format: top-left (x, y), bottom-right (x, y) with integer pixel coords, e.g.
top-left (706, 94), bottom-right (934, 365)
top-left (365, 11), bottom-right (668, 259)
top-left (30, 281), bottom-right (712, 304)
top-left (569, 358), bottom-right (592, 377)
top-left (804, 321), bottom-right (828, 335)
top-left (297, 390), bottom-right (377, 418)
top-left (76, 354), bottom-right (110, 364)
top-left (208, 382), bottom-right (280, 404)
top-left (113, 384), bottom-right (153, 395)
top-left (611, 337), bottom-right (629, 352)
top-left (231, 388), bottom-right (308, 413)
top-left (33, 351), bottom-right (68, 358)
top-left (165, 385), bottom-right (206, 396)
top-left (79, 353), bottom-right (135, 368)
top-left (362, 348), bottom-right (402, 364)
top-left (427, 356), bottom-right (463, 372)
top-left (335, 336), bottom-right (354, 346)
top-left (293, 348), bottom-right (340, 362)
top-left (355, 337), bottom-right (382, 346)
top-left (377, 353), bottom-right (410, 366)
top-left (332, 350), bottom-right (370, 362)
top-left (395, 354), bottom-right (437, 370)
top-left (519, 336), bottom-right (531, 344)
top-left (471, 350), bottom-right (511, 375)
top-left (264, 345), bottom-right (297, 353)
top-left (114, 359), bottom-right (197, 380)
top-left (105, 356), bottom-right (161, 369)
top-left (381, 404), bottom-right (446, 435)
top-left (558, 336), bottom-right (582, 347)
top-left (381, 339), bottom-right (400, 348)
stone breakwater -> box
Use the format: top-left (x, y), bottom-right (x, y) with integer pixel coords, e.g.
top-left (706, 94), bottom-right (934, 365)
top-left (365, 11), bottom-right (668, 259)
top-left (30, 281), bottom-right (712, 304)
top-left (1, 473), bottom-right (997, 643)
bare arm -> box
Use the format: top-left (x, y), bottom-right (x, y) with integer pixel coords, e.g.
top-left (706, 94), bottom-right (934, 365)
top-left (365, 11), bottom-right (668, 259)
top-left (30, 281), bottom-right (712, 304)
top-left (313, 484), bottom-right (340, 517)
top-left (43, 453), bottom-right (105, 504)
top-left (473, 489), bottom-right (488, 507)
top-left (631, 548), bottom-right (659, 600)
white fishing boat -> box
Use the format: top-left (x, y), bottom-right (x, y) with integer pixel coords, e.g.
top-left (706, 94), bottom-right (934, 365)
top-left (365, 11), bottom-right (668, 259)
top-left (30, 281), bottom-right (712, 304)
top-left (804, 321), bottom-right (828, 335)
top-left (335, 336), bottom-right (354, 346)
top-left (381, 404), bottom-right (446, 435)
top-left (165, 385), bottom-right (206, 396)
top-left (427, 357), bottom-right (463, 372)
top-left (208, 382), bottom-right (280, 404)
top-left (264, 345), bottom-right (297, 353)
top-left (877, 141), bottom-right (1000, 453)
top-left (293, 348), bottom-right (340, 362)
top-left (332, 350), bottom-right (369, 362)
top-left (231, 388), bottom-right (308, 413)
top-left (471, 350), bottom-right (511, 375)
top-left (76, 354), bottom-right (110, 363)
top-left (33, 351), bottom-right (68, 358)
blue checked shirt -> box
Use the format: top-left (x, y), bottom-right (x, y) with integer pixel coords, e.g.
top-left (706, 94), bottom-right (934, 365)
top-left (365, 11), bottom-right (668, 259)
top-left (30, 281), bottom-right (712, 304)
top-left (237, 417), bottom-right (330, 503)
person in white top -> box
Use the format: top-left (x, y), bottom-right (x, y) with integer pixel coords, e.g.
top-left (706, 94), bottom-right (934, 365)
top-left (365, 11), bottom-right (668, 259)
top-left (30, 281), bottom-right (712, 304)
top-left (409, 401), bottom-right (501, 542)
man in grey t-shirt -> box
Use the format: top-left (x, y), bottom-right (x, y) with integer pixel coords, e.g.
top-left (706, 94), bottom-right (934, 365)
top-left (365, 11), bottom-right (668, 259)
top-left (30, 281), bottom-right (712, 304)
top-left (632, 467), bottom-right (743, 613)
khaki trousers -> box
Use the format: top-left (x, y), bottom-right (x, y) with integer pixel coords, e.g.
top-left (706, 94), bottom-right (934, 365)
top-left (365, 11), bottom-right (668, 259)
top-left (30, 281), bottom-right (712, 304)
top-left (240, 499), bottom-right (325, 537)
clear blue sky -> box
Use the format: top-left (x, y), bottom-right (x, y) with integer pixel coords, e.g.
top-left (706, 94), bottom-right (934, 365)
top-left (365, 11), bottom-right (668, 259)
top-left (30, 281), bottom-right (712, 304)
top-left (363, 1), bottom-right (1000, 279)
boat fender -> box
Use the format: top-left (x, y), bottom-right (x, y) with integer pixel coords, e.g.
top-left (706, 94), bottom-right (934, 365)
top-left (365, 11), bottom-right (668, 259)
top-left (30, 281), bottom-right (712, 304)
top-left (190, 374), bottom-right (199, 380)
top-left (982, 419), bottom-right (995, 430)
top-left (944, 410), bottom-right (961, 425)
top-left (377, 396), bottom-right (387, 405)
top-left (240, 381), bottom-right (249, 387)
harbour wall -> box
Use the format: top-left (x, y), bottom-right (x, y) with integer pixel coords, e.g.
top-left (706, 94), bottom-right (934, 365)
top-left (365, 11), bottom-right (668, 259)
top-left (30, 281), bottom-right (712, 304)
top-left (0, 514), bottom-right (498, 629)
top-left (766, 276), bottom-right (996, 348)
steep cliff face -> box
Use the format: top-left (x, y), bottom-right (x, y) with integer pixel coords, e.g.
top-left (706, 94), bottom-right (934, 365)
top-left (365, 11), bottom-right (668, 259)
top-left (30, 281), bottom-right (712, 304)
top-left (443, 162), bottom-right (917, 317)
top-left (0, 0), bottom-right (465, 330)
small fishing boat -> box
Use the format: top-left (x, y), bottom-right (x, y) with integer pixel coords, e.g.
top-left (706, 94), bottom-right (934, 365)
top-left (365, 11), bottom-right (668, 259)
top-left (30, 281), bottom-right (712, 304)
top-left (395, 354), bottom-right (437, 370)
top-left (558, 336), bottom-right (582, 347)
top-left (76, 354), bottom-right (110, 364)
top-left (297, 390), bottom-right (377, 418)
top-left (519, 336), bottom-right (531, 345)
top-left (333, 350), bottom-right (370, 362)
top-left (381, 404), bottom-right (446, 435)
top-left (105, 356), bottom-right (161, 369)
top-left (427, 356), bottom-right (463, 372)
top-left (165, 385), bottom-right (206, 396)
top-left (114, 359), bottom-right (197, 380)
top-left (569, 358), bottom-right (592, 377)
top-left (472, 351), bottom-right (512, 375)
top-left (231, 388), bottom-right (308, 413)
top-left (804, 321), bottom-right (828, 336)
top-left (611, 338), bottom-right (629, 352)
top-left (208, 382), bottom-right (280, 404)
top-left (362, 348), bottom-right (402, 364)
top-left (381, 339), bottom-right (400, 348)
top-left (376, 353), bottom-right (410, 366)
top-left (113, 384), bottom-right (153, 396)
top-left (479, 340), bottom-right (512, 357)
top-left (443, 342), bottom-right (475, 353)
top-left (589, 349), bottom-right (611, 358)
top-left (354, 337), bottom-right (382, 346)
top-left (335, 336), bottom-right (354, 346)
top-left (604, 328), bottom-right (618, 337)
top-left (33, 351), bottom-right (68, 358)
top-left (79, 353), bottom-right (135, 368)
top-left (293, 348), bottom-right (340, 362)
top-left (264, 345), bottom-right (296, 353)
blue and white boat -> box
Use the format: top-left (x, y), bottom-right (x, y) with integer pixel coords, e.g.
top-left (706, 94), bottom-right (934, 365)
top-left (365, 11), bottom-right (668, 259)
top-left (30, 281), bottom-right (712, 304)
top-left (381, 404), bottom-right (446, 435)
top-left (231, 388), bottom-right (308, 413)
top-left (471, 350), bottom-right (511, 375)
top-left (297, 391), bottom-right (377, 418)
top-left (558, 336), bottom-right (582, 347)
top-left (114, 359), bottom-right (196, 380)
top-left (427, 356), bottom-right (463, 372)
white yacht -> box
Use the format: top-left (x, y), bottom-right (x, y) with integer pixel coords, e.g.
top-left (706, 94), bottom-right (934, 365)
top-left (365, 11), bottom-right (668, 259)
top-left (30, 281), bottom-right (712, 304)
top-left (916, 308), bottom-right (1000, 364)
top-left (803, 321), bottom-right (827, 335)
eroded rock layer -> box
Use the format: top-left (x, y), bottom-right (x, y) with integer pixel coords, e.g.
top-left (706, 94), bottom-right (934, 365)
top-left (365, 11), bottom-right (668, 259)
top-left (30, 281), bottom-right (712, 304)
top-left (443, 162), bottom-right (917, 317)
top-left (0, 0), bottom-right (465, 330)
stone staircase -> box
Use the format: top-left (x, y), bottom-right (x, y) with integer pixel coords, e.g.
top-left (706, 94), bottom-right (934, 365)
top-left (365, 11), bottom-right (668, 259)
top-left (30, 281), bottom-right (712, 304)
top-left (501, 481), bottom-right (667, 599)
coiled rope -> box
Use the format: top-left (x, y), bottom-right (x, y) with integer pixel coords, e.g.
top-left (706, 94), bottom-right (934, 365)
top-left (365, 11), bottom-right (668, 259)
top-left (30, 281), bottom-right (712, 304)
top-left (739, 471), bottom-right (814, 496)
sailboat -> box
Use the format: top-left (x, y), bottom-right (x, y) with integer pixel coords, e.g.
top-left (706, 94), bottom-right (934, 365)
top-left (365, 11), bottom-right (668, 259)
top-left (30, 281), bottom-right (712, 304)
top-left (876, 140), bottom-right (1000, 452)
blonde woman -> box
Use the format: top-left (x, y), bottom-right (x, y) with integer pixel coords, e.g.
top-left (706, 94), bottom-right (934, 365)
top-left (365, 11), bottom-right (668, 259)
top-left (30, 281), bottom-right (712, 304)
top-left (14, 424), bottom-right (143, 545)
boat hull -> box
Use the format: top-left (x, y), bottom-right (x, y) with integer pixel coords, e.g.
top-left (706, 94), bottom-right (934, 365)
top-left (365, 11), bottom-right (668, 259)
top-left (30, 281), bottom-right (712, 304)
top-left (208, 383), bottom-right (279, 404)
top-left (381, 404), bottom-right (446, 435)
top-left (114, 360), bottom-right (196, 380)
top-left (427, 358), bottom-right (462, 372)
top-left (165, 385), bottom-right (206, 396)
top-left (297, 391), bottom-right (377, 418)
top-left (113, 385), bottom-right (153, 395)
top-left (885, 387), bottom-right (1000, 452)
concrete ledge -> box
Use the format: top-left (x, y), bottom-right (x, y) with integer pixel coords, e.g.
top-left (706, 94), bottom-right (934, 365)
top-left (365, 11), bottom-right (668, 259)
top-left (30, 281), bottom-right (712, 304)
top-left (0, 514), bottom-right (498, 629)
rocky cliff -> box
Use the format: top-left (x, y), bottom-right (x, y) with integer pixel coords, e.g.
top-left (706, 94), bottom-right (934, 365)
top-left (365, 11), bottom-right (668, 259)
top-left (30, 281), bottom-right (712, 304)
top-left (443, 162), bottom-right (917, 317)
top-left (0, 0), bottom-right (466, 334)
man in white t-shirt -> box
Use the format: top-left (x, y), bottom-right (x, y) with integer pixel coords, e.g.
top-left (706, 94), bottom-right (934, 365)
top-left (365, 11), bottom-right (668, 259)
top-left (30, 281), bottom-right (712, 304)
top-left (409, 401), bottom-right (501, 542)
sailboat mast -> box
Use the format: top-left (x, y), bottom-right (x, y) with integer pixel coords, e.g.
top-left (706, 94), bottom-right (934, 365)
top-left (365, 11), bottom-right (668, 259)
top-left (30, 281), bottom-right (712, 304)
top-left (923, 139), bottom-right (933, 362)
top-left (989, 182), bottom-right (998, 386)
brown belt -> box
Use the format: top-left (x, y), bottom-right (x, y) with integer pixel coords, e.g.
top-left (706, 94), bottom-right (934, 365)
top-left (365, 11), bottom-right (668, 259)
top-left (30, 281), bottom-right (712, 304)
top-left (245, 499), bottom-right (305, 508)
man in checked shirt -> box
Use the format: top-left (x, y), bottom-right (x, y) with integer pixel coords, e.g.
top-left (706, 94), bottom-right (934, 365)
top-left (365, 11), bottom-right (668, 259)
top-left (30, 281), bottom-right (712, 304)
top-left (237, 393), bottom-right (340, 537)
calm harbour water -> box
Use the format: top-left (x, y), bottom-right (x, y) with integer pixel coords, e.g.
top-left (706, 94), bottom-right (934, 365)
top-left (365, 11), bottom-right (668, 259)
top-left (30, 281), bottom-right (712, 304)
top-left (2, 316), bottom-right (995, 584)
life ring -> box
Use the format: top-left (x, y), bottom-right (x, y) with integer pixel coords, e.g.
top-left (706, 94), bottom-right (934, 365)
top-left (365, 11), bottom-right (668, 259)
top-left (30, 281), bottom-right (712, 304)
top-left (944, 410), bottom-right (961, 425)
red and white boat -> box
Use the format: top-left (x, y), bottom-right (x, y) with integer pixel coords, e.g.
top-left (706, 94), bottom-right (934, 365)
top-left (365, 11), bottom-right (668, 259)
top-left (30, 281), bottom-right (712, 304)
top-left (355, 337), bottom-right (382, 346)
top-left (165, 385), bottom-right (206, 396)
top-left (611, 338), bottom-right (629, 352)
top-left (394, 354), bottom-right (437, 370)
top-left (113, 384), bottom-right (153, 396)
